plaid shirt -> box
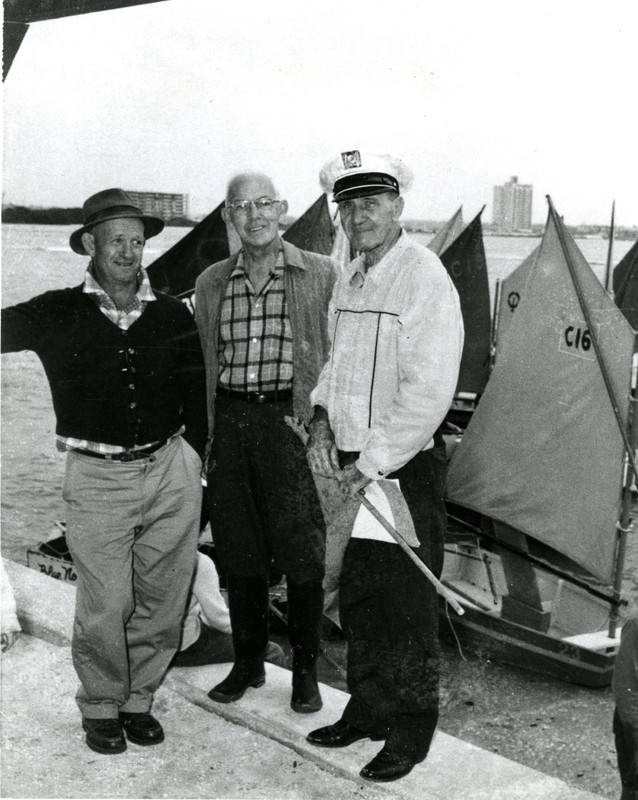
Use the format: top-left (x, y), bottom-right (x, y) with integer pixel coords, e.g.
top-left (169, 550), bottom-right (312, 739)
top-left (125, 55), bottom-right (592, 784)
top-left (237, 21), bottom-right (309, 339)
top-left (217, 247), bottom-right (293, 392)
top-left (56, 265), bottom-right (166, 454)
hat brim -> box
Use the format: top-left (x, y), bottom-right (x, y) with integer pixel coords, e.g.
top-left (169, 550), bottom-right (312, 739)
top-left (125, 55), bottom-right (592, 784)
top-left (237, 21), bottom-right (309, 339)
top-left (333, 171), bottom-right (400, 203)
top-left (70, 212), bottom-right (165, 255)
top-left (333, 185), bottom-right (400, 203)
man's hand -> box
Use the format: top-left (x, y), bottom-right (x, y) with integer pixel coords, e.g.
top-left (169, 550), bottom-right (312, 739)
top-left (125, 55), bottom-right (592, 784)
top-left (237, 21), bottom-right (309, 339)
top-left (306, 407), bottom-right (341, 479)
top-left (338, 462), bottom-right (372, 499)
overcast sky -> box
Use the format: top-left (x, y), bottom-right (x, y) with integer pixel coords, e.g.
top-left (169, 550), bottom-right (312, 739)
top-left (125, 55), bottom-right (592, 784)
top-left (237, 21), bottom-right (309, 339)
top-left (3, 0), bottom-right (636, 226)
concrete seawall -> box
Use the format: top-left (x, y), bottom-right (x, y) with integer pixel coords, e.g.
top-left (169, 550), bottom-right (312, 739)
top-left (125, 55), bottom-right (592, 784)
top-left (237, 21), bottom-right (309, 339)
top-left (2, 558), bottom-right (604, 799)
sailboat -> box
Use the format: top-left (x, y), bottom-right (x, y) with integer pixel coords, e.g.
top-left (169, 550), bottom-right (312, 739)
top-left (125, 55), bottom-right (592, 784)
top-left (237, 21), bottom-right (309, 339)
top-left (436, 209), bottom-right (492, 429)
top-left (440, 208), bottom-right (491, 397)
top-left (439, 198), bottom-right (635, 687)
top-left (427, 206), bottom-right (465, 256)
top-left (146, 201), bottom-right (230, 305)
top-left (282, 193), bottom-right (335, 256)
top-left (613, 236), bottom-right (638, 330)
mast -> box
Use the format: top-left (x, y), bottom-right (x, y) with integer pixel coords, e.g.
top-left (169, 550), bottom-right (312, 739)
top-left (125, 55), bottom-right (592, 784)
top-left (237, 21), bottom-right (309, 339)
top-left (604, 200), bottom-right (616, 294)
top-left (548, 196), bottom-right (638, 479)
top-left (609, 346), bottom-right (638, 638)
top-left (490, 278), bottom-right (502, 370)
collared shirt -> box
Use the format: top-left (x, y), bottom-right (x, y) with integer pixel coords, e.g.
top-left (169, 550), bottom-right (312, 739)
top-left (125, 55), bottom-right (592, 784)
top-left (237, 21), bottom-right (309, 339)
top-left (83, 263), bottom-right (156, 331)
top-left (217, 246), bottom-right (293, 392)
top-left (56, 265), bottom-right (164, 455)
top-left (311, 230), bottom-right (464, 480)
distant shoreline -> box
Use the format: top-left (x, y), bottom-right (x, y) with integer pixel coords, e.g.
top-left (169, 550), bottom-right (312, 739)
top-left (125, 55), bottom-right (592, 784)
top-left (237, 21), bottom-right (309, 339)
top-left (2, 210), bottom-right (636, 241)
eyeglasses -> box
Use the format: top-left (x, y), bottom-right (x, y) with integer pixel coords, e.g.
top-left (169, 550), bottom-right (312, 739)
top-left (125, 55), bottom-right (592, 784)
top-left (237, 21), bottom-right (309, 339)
top-left (227, 197), bottom-right (280, 215)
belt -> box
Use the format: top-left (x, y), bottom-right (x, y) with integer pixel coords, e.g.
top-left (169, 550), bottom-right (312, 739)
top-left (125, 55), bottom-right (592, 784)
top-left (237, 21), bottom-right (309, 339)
top-left (74, 439), bottom-right (168, 462)
top-left (216, 385), bottom-right (293, 404)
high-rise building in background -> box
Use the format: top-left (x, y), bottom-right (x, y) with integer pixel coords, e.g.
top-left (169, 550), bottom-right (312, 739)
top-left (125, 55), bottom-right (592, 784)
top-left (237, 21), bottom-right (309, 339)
top-left (126, 191), bottom-right (189, 222)
top-left (492, 176), bottom-right (532, 231)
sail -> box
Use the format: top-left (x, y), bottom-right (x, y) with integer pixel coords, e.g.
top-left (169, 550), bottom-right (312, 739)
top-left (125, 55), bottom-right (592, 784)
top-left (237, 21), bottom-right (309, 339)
top-left (283, 194), bottom-right (334, 255)
top-left (427, 207), bottom-right (464, 256)
top-left (613, 237), bottom-right (638, 329)
top-left (330, 213), bottom-right (354, 273)
top-left (495, 245), bottom-right (539, 357)
top-left (447, 202), bottom-right (635, 585)
top-left (440, 210), bottom-right (491, 395)
top-left (146, 201), bottom-right (229, 300)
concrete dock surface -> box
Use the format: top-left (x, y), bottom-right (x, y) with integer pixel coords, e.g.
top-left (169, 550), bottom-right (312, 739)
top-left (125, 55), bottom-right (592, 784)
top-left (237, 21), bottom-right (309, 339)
top-left (1, 558), bottom-right (605, 800)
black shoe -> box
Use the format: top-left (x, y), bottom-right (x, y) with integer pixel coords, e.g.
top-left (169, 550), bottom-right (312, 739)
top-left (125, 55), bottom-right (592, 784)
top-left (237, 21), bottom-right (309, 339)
top-left (291, 670), bottom-right (322, 714)
top-left (207, 661), bottom-right (266, 703)
top-left (359, 745), bottom-right (425, 783)
top-left (82, 718), bottom-right (126, 755)
top-left (306, 719), bottom-right (384, 748)
top-left (119, 712), bottom-right (165, 746)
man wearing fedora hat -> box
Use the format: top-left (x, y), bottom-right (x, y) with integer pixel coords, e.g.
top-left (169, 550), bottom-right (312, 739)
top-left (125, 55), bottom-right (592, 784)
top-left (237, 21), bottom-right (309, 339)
top-left (304, 151), bottom-right (464, 782)
top-left (1, 188), bottom-right (207, 755)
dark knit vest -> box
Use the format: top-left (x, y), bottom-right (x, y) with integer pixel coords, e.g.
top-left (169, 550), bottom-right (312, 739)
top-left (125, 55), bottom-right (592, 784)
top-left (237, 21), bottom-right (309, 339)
top-left (1, 285), bottom-right (207, 452)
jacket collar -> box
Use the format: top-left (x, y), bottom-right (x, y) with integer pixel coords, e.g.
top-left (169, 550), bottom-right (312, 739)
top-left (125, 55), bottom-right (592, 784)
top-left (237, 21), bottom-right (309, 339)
top-left (230, 237), bottom-right (307, 271)
top-left (208, 237), bottom-right (307, 286)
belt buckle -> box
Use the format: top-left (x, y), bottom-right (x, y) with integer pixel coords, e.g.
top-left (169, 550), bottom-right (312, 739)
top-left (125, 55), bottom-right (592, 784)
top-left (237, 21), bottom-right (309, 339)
top-left (119, 451), bottom-right (137, 462)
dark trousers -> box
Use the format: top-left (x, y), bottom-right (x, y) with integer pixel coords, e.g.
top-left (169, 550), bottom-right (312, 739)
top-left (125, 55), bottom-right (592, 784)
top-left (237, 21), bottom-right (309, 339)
top-left (339, 444), bottom-right (447, 760)
top-left (615, 708), bottom-right (638, 796)
top-left (207, 393), bottom-right (325, 582)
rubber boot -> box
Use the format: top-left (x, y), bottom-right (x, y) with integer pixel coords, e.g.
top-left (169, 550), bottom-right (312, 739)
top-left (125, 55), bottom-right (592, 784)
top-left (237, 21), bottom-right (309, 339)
top-left (207, 573), bottom-right (269, 703)
top-left (287, 579), bottom-right (324, 713)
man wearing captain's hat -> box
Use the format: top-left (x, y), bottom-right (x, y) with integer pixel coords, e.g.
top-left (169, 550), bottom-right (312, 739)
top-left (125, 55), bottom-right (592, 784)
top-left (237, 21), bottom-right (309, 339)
top-left (1, 189), bottom-right (207, 756)
top-left (305, 151), bottom-right (464, 782)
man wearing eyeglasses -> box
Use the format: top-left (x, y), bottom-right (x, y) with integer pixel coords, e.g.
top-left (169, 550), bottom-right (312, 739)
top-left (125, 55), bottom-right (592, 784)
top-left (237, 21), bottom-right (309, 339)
top-left (194, 172), bottom-right (335, 714)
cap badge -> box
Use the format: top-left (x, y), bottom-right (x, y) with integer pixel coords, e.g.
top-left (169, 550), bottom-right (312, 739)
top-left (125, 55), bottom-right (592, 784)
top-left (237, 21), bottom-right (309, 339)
top-left (341, 150), bottom-right (362, 170)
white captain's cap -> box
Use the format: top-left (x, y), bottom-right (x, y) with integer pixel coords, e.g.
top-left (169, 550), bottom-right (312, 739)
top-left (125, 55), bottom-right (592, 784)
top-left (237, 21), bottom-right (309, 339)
top-left (319, 150), bottom-right (413, 202)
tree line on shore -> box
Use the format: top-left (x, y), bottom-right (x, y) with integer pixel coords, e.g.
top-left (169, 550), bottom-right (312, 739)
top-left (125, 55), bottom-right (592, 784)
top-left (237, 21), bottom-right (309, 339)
top-left (2, 205), bottom-right (635, 240)
top-left (1, 206), bottom-right (192, 227)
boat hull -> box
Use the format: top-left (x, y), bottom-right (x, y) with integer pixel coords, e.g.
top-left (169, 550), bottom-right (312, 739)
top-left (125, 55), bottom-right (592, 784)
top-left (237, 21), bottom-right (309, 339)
top-left (438, 597), bottom-right (616, 688)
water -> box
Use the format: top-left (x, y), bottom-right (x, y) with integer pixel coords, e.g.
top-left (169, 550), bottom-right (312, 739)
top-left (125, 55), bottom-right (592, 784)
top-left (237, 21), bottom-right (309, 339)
top-left (1, 223), bottom-right (636, 611)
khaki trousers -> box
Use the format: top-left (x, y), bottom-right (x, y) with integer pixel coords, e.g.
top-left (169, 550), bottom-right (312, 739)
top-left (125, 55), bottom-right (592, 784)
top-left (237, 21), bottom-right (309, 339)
top-left (63, 437), bottom-right (201, 718)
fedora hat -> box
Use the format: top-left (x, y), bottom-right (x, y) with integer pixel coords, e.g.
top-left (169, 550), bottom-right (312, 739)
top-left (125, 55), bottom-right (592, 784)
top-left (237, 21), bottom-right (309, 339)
top-left (70, 188), bottom-right (165, 255)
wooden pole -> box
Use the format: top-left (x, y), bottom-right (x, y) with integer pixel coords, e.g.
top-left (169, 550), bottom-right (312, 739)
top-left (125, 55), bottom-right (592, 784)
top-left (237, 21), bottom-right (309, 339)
top-left (609, 347), bottom-right (638, 639)
top-left (359, 493), bottom-right (465, 615)
top-left (604, 200), bottom-right (616, 294)
top-left (490, 278), bottom-right (502, 370)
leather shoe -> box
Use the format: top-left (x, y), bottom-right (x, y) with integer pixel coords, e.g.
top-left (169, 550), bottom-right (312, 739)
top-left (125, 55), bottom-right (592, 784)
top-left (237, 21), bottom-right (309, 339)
top-left (360, 744), bottom-right (425, 782)
top-left (119, 712), bottom-right (165, 746)
top-left (291, 670), bottom-right (322, 714)
top-left (306, 719), bottom-right (384, 748)
top-left (82, 718), bottom-right (126, 755)
top-left (207, 661), bottom-right (265, 703)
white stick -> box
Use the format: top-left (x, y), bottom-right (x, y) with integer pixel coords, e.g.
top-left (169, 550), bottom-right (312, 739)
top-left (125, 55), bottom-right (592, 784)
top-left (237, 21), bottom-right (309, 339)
top-left (359, 493), bottom-right (465, 616)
